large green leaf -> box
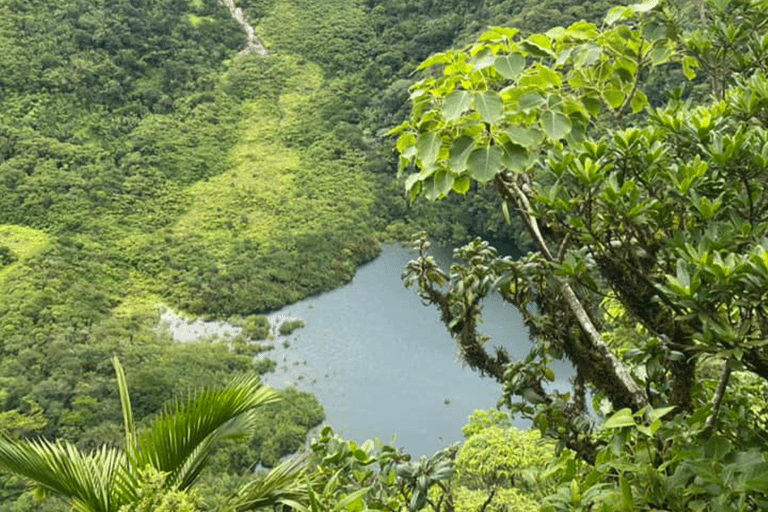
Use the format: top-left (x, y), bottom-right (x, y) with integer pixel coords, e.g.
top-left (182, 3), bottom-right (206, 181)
top-left (442, 91), bottom-right (471, 122)
top-left (539, 110), bottom-right (572, 140)
top-left (452, 175), bottom-right (471, 194)
top-left (434, 170), bottom-right (455, 197)
top-left (602, 408), bottom-right (635, 429)
top-left (495, 53), bottom-right (525, 80)
top-left (132, 376), bottom-right (280, 491)
top-left (572, 43), bottom-right (602, 67)
top-left (471, 48), bottom-right (496, 70)
top-left (505, 126), bottom-right (544, 147)
top-left (0, 439), bottom-right (131, 512)
top-left (447, 136), bottom-right (476, 172)
top-left (227, 456), bottom-right (311, 512)
top-left (422, 176), bottom-right (439, 201)
top-left (473, 91), bottom-right (505, 124)
top-left (418, 51), bottom-right (450, 70)
top-left (518, 92), bottom-right (546, 111)
top-left (404, 173), bottom-right (421, 192)
top-left (604, 87), bottom-right (626, 109)
top-left (501, 142), bottom-right (530, 172)
top-left (415, 133), bottom-right (442, 167)
top-left (0, 361), bottom-right (285, 512)
top-left (605, 5), bottom-right (632, 25)
top-left (535, 63), bottom-right (562, 88)
top-left (520, 34), bottom-right (554, 56)
top-left (631, 0), bottom-right (659, 13)
top-left (630, 89), bottom-right (648, 113)
top-left (396, 133), bottom-right (416, 157)
top-left (467, 146), bottom-right (503, 183)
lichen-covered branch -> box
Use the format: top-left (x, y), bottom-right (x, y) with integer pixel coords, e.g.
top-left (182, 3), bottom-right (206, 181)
top-left (495, 170), bottom-right (650, 412)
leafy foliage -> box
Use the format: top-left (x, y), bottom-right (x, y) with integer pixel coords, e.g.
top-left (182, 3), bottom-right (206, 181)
top-left (0, 358), bottom-right (292, 512)
top-left (451, 410), bottom-right (554, 512)
top-left (0, 0), bottom-right (376, 504)
top-left (278, 320), bottom-right (306, 336)
top-left (303, 426), bottom-right (457, 512)
top-left (397, 0), bottom-right (768, 509)
top-left (117, 466), bottom-right (203, 512)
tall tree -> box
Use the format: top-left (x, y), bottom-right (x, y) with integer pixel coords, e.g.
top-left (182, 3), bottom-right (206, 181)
top-left (395, 0), bottom-right (768, 508)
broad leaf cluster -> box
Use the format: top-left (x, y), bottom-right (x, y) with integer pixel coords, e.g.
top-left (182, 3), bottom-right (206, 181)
top-left (398, 0), bottom-right (768, 509)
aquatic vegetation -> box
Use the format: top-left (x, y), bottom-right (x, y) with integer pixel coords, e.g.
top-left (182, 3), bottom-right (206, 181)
top-left (278, 319), bottom-right (305, 336)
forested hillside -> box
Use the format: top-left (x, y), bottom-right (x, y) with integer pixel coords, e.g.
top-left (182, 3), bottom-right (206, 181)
top-left (7, 0), bottom-right (760, 510)
top-left (0, 0), bottom-right (550, 508)
top-left (0, 0), bottom-right (376, 508)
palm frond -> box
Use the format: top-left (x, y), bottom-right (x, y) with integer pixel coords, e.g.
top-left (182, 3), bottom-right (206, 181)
top-left (0, 437), bottom-right (134, 512)
top-left (112, 357), bottom-right (136, 458)
top-left (225, 455), bottom-right (312, 512)
top-left (131, 374), bottom-right (280, 490)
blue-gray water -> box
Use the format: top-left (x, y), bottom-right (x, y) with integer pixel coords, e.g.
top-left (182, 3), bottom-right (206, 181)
top-left (162, 243), bottom-right (572, 457)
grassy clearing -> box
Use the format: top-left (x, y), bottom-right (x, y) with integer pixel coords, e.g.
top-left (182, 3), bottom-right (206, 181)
top-left (110, 291), bottom-right (167, 326)
top-left (0, 225), bottom-right (50, 260)
top-left (172, 100), bottom-right (300, 247)
top-left (0, 225), bottom-right (51, 291)
top-left (172, 54), bottom-right (373, 254)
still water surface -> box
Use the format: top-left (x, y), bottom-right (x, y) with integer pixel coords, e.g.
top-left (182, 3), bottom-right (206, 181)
top-left (163, 244), bottom-right (572, 457)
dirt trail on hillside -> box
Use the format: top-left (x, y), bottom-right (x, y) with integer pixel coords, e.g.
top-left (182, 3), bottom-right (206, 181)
top-left (218, 0), bottom-right (269, 57)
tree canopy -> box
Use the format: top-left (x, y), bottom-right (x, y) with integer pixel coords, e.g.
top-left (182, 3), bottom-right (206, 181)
top-left (396, 0), bottom-right (768, 508)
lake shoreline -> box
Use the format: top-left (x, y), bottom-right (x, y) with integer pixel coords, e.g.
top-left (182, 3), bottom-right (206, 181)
top-left (159, 243), bottom-right (568, 457)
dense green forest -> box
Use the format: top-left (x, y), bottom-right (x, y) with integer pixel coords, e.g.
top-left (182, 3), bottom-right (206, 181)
top-left (0, 0), bottom-right (555, 508)
top-left (2, 0), bottom-right (768, 510)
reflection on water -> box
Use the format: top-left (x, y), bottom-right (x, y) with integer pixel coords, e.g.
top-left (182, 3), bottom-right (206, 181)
top-left (161, 244), bottom-right (573, 457)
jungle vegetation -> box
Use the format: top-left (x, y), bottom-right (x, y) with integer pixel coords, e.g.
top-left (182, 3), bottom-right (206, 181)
top-left (393, 0), bottom-right (768, 509)
top-left (3, 0), bottom-right (768, 510)
top-left (0, 0), bottom-right (554, 508)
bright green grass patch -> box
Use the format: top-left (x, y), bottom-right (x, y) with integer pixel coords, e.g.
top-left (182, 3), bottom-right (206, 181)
top-left (153, 52), bottom-right (378, 315)
top-left (0, 225), bottom-right (50, 290)
top-left (172, 100), bottom-right (300, 249)
top-left (172, 57), bottom-right (357, 247)
top-left (0, 225), bottom-right (50, 260)
top-left (111, 291), bottom-right (166, 326)
top-left (173, 73), bottom-right (375, 248)
top-left (187, 13), bottom-right (214, 27)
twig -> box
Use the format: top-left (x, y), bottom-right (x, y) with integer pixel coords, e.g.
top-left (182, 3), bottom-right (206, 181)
top-left (478, 487), bottom-right (497, 512)
top-left (704, 359), bottom-right (733, 435)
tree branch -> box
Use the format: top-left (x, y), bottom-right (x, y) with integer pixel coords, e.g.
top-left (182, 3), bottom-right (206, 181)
top-left (495, 171), bottom-right (650, 412)
top-left (478, 487), bottom-right (496, 512)
top-left (704, 359), bottom-right (732, 435)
